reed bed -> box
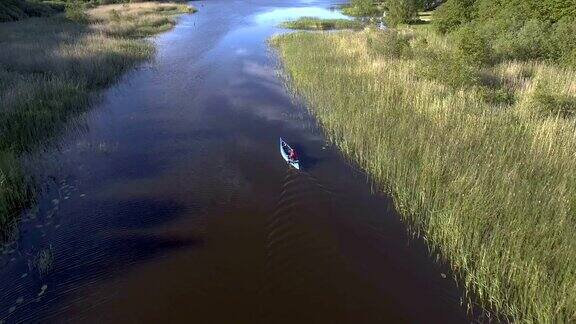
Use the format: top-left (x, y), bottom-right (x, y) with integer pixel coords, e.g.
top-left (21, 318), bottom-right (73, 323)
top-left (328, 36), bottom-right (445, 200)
top-left (280, 17), bottom-right (363, 30)
top-left (90, 2), bottom-right (196, 37)
top-left (0, 2), bottom-right (194, 238)
top-left (271, 28), bottom-right (576, 322)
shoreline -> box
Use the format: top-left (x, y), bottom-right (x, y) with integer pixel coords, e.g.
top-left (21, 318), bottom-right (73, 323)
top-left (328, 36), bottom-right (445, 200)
top-left (0, 2), bottom-right (196, 239)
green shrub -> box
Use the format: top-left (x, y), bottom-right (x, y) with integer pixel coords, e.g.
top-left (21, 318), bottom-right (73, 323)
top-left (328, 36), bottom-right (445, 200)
top-left (533, 84), bottom-right (576, 118)
top-left (493, 19), bottom-right (550, 61)
top-left (473, 0), bottom-right (575, 24)
top-left (0, 2), bottom-right (27, 22)
top-left (560, 49), bottom-right (576, 68)
top-left (342, 0), bottom-right (383, 17)
top-left (419, 50), bottom-right (480, 89)
top-left (21, 0), bottom-right (54, 16)
top-left (454, 24), bottom-right (493, 65)
top-left (531, 0), bottom-right (576, 23)
top-left (386, 0), bottom-right (418, 26)
top-left (65, 0), bottom-right (88, 23)
top-left (478, 87), bottom-right (516, 106)
top-left (548, 17), bottom-right (576, 67)
top-left (433, 0), bottom-right (474, 33)
top-left (435, 0), bottom-right (576, 64)
top-left (0, 0), bottom-right (55, 22)
top-left (366, 30), bottom-right (413, 58)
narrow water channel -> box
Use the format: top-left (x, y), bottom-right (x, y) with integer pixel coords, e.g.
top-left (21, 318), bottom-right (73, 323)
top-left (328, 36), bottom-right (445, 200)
top-left (1, 0), bottom-right (475, 322)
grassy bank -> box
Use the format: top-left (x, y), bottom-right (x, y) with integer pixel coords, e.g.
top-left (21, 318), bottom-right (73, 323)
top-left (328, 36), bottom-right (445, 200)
top-left (0, 2), bottom-right (194, 238)
top-left (281, 17), bottom-right (364, 30)
top-left (271, 27), bottom-right (576, 322)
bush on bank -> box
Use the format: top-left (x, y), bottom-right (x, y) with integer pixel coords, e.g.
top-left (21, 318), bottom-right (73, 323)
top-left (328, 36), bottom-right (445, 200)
top-left (434, 0), bottom-right (576, 66)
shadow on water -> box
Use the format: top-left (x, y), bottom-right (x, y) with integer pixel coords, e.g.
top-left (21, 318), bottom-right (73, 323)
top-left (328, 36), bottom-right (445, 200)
top-left (260, 167), bottom-right (476, 322)
top-left (1, 197), bottom-right (204, 323)
top-left (292, 144), bottom-right (322, 170)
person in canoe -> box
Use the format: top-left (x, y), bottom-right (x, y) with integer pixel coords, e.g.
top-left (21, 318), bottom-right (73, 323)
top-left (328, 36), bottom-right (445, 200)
top-left (288, 148), bottom-right (298, 161)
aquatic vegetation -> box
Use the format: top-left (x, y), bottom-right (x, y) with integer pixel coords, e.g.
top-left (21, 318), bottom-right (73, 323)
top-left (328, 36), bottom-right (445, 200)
top-left (89, 2), bottom-right (197, 37)
top-left (281, 17), bottom-right (364, 30)
top-left (30, 247), bottom-right (54, 276)
top-left (272, 27), bottom-right (576, 322)
top-left (0, 2), bottom-right (195, 239)
top-left (37, 284), bottom-right (48, 297)
top-left (0, 152), bottom-right (32, 238)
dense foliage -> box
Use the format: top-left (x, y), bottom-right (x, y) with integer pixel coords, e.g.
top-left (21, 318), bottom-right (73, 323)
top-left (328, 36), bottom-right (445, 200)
top-left (415, 0), bottom-right (443, 10)
top-left (0, 0), bottom-right (60, 22)
top-left (386, 0), bottom-right (418, 26)
top-left (434, 0), bottom-right (576, 66)
top-left (342, 0), bottom-right (386, 17)
top-left (344, 0), bottom-right (441, 25)
top-left (0, 0), bottom-right (186, 22)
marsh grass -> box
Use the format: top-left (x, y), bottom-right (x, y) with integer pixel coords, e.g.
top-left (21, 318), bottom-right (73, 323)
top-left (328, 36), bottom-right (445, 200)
top-left (0, 2), bottom-right (194, 238)
top-left (90, 2), bottom-right (196, 37)
top-left (272, 28), bottom-right (576, 322)
top-left (29, 246), bottom-right (55, 276)
top-left (281, 17), bottom-right (364, 30)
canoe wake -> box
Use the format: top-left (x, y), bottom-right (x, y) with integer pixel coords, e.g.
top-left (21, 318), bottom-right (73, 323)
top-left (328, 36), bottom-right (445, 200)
top-left (258, 169), bottom-right (351, 320)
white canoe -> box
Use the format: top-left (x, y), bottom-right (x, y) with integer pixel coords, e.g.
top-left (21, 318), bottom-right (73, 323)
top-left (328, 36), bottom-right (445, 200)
top-left (279, 138), bottom-right (300, 170)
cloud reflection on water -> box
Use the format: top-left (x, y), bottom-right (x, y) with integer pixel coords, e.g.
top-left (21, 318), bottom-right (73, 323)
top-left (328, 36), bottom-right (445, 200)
top-left (253, 7), bottom-right (350, 25)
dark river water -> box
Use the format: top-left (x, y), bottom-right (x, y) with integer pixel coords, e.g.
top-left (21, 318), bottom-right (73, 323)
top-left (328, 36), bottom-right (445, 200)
top-left (1, 0), bottom-right (478, 322)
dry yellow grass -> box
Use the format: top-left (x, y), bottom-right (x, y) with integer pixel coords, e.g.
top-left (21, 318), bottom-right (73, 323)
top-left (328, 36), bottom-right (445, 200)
top-left (89, 2), bottom-right (195, 37)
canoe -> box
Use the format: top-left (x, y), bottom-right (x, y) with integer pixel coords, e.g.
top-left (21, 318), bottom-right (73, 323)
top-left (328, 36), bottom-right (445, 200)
top-left (279, 138), bottom-right (300, 170)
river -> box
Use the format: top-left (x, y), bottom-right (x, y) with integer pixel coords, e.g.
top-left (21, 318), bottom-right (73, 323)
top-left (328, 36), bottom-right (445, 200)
top-left (1, 0), bottom-right (476, 322)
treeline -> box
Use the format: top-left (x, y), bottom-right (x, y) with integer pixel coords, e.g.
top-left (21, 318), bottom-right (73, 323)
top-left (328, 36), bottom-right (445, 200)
top-left (0, 0), bottom-right (183, 22)
top-left (345, 0), bottom-right (576, 66)
top-left (434, 0), bottom-right (576, 66)
top-left (345, 0), bottom-right (443, 25)
top-left (0, 0), bottom-right (63, 22)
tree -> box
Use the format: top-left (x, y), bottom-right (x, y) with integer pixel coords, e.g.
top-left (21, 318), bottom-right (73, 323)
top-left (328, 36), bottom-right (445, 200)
top-left (386, 0), bottom-right (418, 26)
top-left (415, 0), bottom-right (445, 11)
top-left (433, 0), bottom-right (475, 33)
